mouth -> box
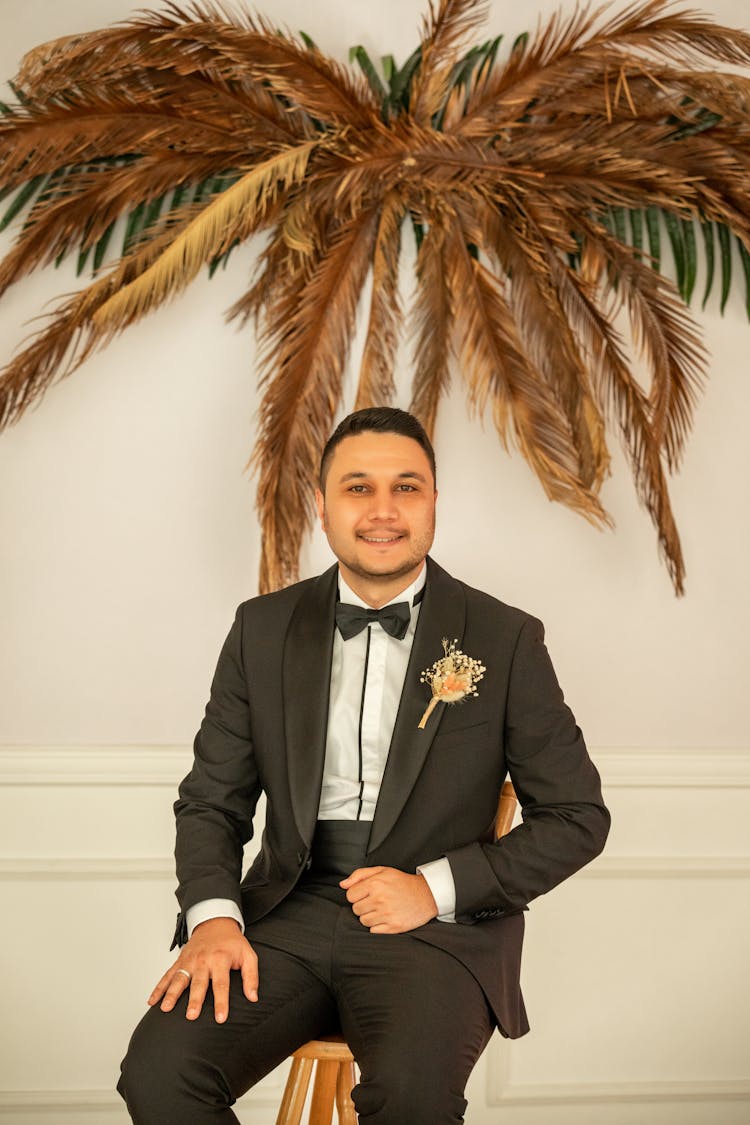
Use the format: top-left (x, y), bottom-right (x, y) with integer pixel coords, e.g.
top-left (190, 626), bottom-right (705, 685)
top-left (358, 533), bottom-right (405, 545)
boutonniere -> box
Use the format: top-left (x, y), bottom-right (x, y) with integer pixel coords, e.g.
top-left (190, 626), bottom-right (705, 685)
top-left (418, 638), bottom-right (486, 729)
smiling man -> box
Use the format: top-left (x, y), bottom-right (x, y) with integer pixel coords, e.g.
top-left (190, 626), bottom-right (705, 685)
top-left (119, 407), bottom-right (610, 1124)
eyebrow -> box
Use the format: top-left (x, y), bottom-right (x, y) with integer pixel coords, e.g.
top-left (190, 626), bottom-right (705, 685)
top-left (338, 470), bottom-right (428, 484)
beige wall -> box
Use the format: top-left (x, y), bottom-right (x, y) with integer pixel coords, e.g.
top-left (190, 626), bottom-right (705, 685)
top-left (0, 1), bottom-right (749, 1121)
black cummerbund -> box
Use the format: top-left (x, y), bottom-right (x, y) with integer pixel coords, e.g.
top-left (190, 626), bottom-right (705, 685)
top-left (300, 819), bottom-right (372, 887)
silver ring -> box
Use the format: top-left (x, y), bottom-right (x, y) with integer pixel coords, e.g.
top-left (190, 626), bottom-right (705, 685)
top-left (175, 968), bottom-right (192, 982)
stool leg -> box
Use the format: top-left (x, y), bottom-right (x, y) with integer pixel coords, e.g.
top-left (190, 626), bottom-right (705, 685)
top-left (276, 1057), bottom-right (313, 1125)
top-left (309, 1059), bottom-right (338, 1125)
top-left (335, 1059), bottom-right (357, 1124)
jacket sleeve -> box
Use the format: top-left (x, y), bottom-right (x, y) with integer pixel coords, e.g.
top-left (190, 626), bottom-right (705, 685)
top-left (446, 615), bottom-right (610, 923)
top-left (172, 604), bottom-right (262, 932)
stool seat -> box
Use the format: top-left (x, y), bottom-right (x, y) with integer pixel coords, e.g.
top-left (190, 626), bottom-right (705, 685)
top-left (275, 1035), bottom-right (357, 1124)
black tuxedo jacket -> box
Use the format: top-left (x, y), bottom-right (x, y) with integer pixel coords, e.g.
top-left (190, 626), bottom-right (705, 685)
top-left (173, 557), bottom-right (610, 1038)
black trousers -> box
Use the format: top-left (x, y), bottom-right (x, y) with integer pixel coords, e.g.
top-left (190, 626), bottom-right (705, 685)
top-left (118, 889), bottom-right (494, 1124)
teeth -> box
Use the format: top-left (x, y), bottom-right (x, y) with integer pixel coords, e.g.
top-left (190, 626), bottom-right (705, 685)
top-left (362, 535), bottom-right (400, 543)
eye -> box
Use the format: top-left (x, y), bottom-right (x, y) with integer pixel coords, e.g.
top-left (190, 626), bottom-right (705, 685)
top-left (347, 484), bottom-right (369, 493)
top-left (395, 483), bottom-right (417, 492)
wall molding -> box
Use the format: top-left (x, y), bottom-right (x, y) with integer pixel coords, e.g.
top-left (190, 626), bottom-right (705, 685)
top-left (1, 744), bottom-right (749, 787)
top-left (1, 854), bottom-right (748, 881)
top-left (0, 746), bottom-right (191, 786)
top-left (487, 1076), bottom-right (750, 1106)
top-left (593, 747), bottom-right (750, 788)
top-left (0, 1083), bottom-right (282, 1114)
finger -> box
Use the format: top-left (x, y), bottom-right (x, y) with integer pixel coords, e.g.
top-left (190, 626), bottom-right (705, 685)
top-left (345, 883), bottom-right (371, 905)
top-left (240, 947), bottom-right (259, 1003)
top-left (148, 968), bottom-right (175, 1006)
top-left (159, 966), bottom-right (193, 1012)
top-left (340, 866), bottom-right (382, 889)
top-left (185, 970), bottom-right (210, 1020)
top-left (356, 908), bottom-right (383, 928)
top-left (211, 964), bottom-right (231, 1024)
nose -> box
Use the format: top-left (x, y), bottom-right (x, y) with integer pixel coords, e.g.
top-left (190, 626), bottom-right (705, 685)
top-left (367, 488), bottom-right (398, 520)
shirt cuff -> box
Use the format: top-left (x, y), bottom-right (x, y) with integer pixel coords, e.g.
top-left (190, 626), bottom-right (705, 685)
top-left (185, 898), bottom-right (245, 940)
top-left (417, 858), bottom-right (456, 923)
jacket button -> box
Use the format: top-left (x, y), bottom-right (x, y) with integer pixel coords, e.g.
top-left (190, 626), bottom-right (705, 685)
top-left (296, 851), bottom-right (305, 866)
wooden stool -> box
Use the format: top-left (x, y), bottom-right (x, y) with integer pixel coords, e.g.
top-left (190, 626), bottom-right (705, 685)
top-left (275, 1035), bottom-right (357, 1125)
top-left (275, 782), bottom-right (518, 1123)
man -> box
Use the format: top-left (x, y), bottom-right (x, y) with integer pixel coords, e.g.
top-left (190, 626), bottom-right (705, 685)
top-left (119, 407), bottom-right (610, 1124)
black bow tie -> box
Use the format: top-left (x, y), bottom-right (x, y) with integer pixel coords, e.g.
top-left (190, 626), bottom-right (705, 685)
top-left (335, 598), bottom-right (416, 641)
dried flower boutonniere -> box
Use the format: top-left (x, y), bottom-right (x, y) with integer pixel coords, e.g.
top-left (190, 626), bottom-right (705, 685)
top-left (418, 638), bottom-right (486, 730)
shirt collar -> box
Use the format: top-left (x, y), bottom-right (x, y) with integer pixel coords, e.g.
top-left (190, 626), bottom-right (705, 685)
top-left (337, 563), bottom-right (427, 609)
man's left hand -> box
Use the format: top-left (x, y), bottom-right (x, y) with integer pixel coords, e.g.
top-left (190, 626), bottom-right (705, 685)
top-left (340, 867), bottom-right (438, 933)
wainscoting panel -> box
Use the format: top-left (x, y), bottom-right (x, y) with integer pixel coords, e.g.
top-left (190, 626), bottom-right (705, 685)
top-left (1, 746), bottom-right (748, 1125)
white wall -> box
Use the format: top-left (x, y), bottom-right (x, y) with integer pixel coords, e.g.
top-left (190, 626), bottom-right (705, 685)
top-left (0, 2), bottom-right (748, 1122)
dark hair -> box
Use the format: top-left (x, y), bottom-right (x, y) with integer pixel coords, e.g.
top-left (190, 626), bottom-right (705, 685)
top-left (319, 407), bottom-right (436, 490)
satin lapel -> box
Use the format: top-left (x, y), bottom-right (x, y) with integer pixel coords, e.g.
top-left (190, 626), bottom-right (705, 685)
top-left (282, 564), bottom-right (338, 848)
top-left (368, 557), bottom-right (467, 854)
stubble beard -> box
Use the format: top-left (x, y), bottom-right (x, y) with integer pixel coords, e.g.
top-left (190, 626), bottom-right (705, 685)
top-left (339, 526), bottom-right (435, 587)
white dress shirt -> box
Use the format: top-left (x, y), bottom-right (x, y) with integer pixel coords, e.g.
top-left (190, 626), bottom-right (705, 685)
top-left (186, 565), bottom-right (456, 937)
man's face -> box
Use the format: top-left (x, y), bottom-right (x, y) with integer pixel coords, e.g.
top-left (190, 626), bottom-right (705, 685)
top-left (315, 430), bottom-right (437, 593)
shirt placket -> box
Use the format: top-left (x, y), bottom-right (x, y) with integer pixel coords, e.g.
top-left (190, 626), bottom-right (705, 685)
top-left (358, 623), bottom-right (388, 819)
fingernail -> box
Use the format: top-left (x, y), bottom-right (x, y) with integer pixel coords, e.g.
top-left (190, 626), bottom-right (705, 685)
top-left (216, 1012), bottom-right (226, 1023)
top-left (250, 991), bottom-right (258, 1002)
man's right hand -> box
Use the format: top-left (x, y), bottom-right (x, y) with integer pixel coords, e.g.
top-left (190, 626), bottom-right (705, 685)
top-left (148, 917), bottom-right (258, 1024)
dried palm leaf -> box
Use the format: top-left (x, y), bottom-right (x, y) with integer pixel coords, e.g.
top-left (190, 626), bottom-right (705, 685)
top-left (355, 193), bottom-right (405, 411)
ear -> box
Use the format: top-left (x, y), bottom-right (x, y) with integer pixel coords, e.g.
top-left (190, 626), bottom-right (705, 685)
top-left (314, 488), bottom-right (325, 528)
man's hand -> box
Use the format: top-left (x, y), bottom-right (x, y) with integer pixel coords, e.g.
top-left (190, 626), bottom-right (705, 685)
top-left (148, 917), bottom-right (258, 1023)
top-left (340, 867), bottom-right (438, 933)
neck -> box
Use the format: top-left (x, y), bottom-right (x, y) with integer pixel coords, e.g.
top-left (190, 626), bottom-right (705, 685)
top-left (339, 562), bottom-right (425, 609)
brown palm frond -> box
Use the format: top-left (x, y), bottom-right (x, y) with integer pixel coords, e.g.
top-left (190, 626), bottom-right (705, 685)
top-left (592, 0), bottom-right (750, 67)
top-left (92, 142), bottom-right (318, 330)
top-left (409, 218), bottom-right (455, 439)
top-left (355, 193), bottom-right (405, 410)
top-left (410, 0), bottom-right (489, 124)
top-left (129, 6), bottom-right (379, 128)
top-left (0, 216), bottom-right (195, 428)
top-left (0, 153), bottom-right (232, 298)
top-left (254, 207), bottom-right (380, 591)
top-left (0, 107), bottom-right (239, 192)
top-left (574, 214), bottom-right (706, 470)
top-left (444, 213), bottom-right (608, 525)
top-left (543, 243), bottom-right (685, 592)
top-left (226, 227), bottom-right (306, 329)
top-left (458, 0), bottom-right (750, 136)
top-left (470, 195), bottom-right (610, 492)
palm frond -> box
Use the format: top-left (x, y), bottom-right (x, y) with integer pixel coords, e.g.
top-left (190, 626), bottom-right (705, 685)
top-left (355, 193), bottom-right (404, 410)
top-left (576, 213), bottom-right (705, 471)
top-left (410, 0), bottom-right (489, 124)
top-left (544, 245), bottom-right (686, 593)
top-left (409, 219), bottom-right (454, 438)
top-left (445, 213), bottom-right (609, 525)
top-left (253, 207), bottom-right (380, 590)
top-left (0, 219), bottom-right (191, 429)
top-left (92, 142), bottom-right (317, 330)
top-left (0, 155), bottom-right (236, 297)
top-left (471, 195), bottom-right (611, 492)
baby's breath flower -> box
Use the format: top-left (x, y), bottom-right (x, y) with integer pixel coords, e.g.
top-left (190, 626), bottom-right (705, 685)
top-left (418, 638), bottom-right (486, 729)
